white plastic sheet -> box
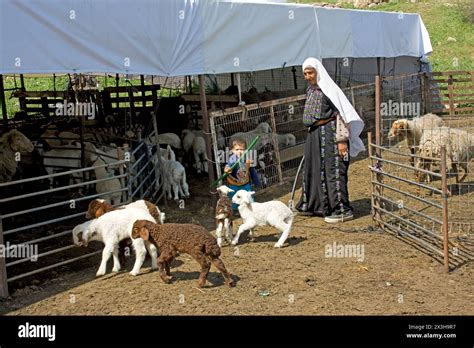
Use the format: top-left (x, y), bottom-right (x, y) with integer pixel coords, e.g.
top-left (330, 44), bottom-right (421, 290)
top-left (0, 0), bottom-right (432, 76)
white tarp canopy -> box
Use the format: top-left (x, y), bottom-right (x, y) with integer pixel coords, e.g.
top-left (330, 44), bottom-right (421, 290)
top-left (0, 0), bottom-right (432, 76)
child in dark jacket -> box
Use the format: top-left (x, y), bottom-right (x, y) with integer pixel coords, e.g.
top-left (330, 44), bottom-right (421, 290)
top-left (224, 137), bottom-right (260, 213)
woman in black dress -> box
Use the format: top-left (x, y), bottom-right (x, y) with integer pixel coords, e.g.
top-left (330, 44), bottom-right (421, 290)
top-left (296, 57), bottom-right (365, 223)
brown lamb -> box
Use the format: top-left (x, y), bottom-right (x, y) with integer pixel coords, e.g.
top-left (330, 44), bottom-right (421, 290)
top-left (85, 199), bottom-right (164, 266)
top-left (131, 220), bottom-right (235, 288)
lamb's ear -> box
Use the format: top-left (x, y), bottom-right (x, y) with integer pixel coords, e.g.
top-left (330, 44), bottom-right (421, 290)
top-left (95, 206), bottom-right (105, 218)
top-left (139, 227), bottom-right (150, 241)
top-left (131, 226), bottom-right (139, 239)
top-left (249, 191), bottom-right (256, 196)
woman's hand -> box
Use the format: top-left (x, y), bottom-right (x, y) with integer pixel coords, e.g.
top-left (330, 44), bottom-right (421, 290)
top-left (337, 142), bottom-right (349, 160)
top-left (224, 166), bottom-right (232, 174)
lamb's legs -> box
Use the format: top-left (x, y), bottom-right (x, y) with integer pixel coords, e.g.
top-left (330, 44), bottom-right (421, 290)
top-left (216, 221), bottom-right (224, 247)
top-left (111, 246), bottom-right (121, 272)
top-left (130, 238), bottom-right (147, 276)
top-left (248, 228), bottom-right (255, 241)
top-left (224, 218), bottom-right (233, 243)
top-left (144, 241), bottom-right (158, 270)
top-left (193, 252), bottom-right (211, 288)
top-left (172, 183), bottom-right (180, 201)
top-left (194, 152), bottom-right (203, 174)
top-left (231, 222), bottom-right (255, 245)
top-left (96, 244), bottom-right (114, 276)
top-left (165, 257), bottom-right (173, 276)
top-left (274, 218), bottom-right (293, 248)
top-left (210, 257), bottom-right (234, 287)
top-left (157, 256), bottom-right (172, 284)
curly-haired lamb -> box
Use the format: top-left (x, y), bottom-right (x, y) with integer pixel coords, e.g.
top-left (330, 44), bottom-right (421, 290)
top-left (131, 220), bottom-right (235, 288)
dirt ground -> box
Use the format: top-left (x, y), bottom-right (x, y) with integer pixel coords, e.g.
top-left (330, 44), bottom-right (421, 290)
top-left (1, 157), bottom-right (473, 315)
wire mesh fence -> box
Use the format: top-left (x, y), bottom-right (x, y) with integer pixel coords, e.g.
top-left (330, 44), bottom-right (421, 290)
top-left (372, 70), bottom-right (474, 271)
top-left (209, 95), bottom-right (306, 191)
top-left (0, 136), bottom-right (163, 295)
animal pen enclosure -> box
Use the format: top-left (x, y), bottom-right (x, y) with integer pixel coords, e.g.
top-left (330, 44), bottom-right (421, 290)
top-left (370, 71), bottom-right (474, 272)
top-left (0, 128), bottom-right (165, 294)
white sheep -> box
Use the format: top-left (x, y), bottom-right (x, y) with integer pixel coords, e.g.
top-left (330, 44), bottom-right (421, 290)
top-left (95, 144), bottom-right (136, 170)
top-left (0, 129), bottom-right (34, 182)
top-left (229, 122), bottom-right (272, 151)
top-left (388, 113), bottom-right (444, 164)
top-left (72, 207), bottom-right (158, 276)
top-left (160, 155), bottom-right (190, 201)
top-left (276, 133), bottom-right (296, 148)
top-left (159, 146), bottom-right (177, 162)
top-left (231, 190), bottom-right (294, 248)
top-left (148, 132), bottom-right (182, 149)
top-left (215, 185), bottom-right (234, 247)
top-left (415, 126), bottom-right (473, 184)
top-left (182, 129), bottom-right (208, 173)
top-left (92, 158), bottom-right (122, 205)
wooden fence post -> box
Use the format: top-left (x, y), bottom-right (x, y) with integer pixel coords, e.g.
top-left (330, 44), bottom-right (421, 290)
top-left (447, 75), bottom-right (454, 117)
top-left (440, 146), bottom-right (450, 273)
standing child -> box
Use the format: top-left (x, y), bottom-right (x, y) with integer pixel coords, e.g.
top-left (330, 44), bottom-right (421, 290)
top-left (224, 137), bottom-right (260, 214)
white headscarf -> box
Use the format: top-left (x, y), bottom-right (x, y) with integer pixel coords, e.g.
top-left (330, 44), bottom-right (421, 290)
top-left (302, 57), bottom-right (365, 157)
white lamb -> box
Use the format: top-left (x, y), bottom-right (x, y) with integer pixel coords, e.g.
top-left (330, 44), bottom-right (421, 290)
top-left (231, 190), bottom-right (294, 248)
top-left (415, 126), bottom-right (473, 184)
top-left (182, 129), bottom-right (208, 173)
top-left (148, 132), bottom-right (182, 149)
top-left (160, 151), bottom-right (190, 201)
top-left (72, 207), bottom-right (158, 276)
top-left (229, 122), bottom-right (272, 151)
top-left (276, 133), bottom-right (296, 148)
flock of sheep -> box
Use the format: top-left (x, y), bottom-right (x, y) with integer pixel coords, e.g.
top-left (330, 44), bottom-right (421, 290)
top-left (72, 185), bottom-right (294, 288)
top-left (388, 113), bottom-right (473, 187)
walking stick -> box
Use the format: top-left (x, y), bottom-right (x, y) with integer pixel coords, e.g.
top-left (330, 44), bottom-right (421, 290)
top-left (289, 155), bottom-right (305, 209)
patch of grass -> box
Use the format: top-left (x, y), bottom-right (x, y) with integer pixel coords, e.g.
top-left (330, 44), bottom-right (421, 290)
top-left (294, 1), bottom-right (474, 71)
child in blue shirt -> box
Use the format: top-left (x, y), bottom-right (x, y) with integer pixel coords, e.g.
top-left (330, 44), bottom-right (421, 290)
top-left (224, 137), bottom-right (260, 213)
